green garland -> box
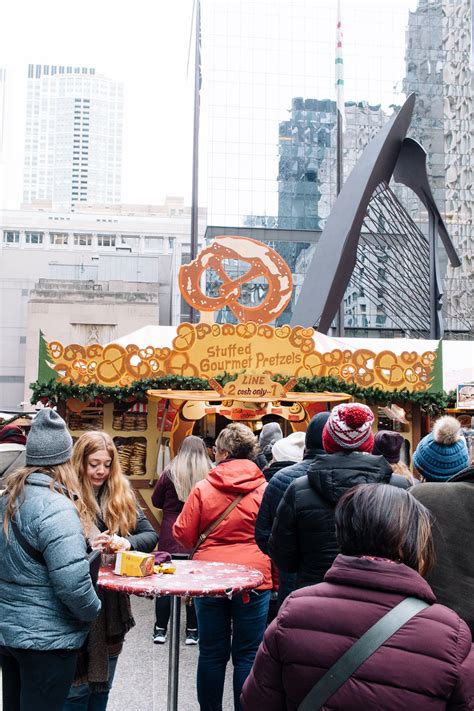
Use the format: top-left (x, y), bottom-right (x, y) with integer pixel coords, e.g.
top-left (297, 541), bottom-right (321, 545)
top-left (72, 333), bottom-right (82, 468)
top-left (30, 375), bottom-right (455, 415)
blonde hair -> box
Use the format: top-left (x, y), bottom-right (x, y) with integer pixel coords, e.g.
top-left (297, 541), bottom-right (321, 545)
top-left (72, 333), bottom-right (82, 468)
top-left (72, 431), bottom-right (137, 537)
top-left (2, 463), bottom-right (90, 535)
top-left (169, 435), bottom-right (212, 502)
top-left (391, 461), bottom-right (419, 483)
top-left (215, 423), bottom-right (258, 461)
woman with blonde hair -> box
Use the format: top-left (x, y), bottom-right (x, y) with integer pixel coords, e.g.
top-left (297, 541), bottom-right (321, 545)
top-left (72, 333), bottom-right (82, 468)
top-left (64, 430), bottom-right (157, 710)
top-left (0, 409), bottom-right (101, 711)
top-left (151, 435), bottom-right (212, 644)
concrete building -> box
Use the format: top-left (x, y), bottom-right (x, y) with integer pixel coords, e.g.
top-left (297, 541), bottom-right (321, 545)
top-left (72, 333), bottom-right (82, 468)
top-left (23, 64), bottom-right (123, 211)
top-left (0, 197), bottom-right (206, 408)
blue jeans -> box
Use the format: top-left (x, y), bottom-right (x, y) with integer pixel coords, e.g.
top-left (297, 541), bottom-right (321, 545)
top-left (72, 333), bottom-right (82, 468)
top-left (63, 654), bottom-right (119, 711)
top-left (194, 591), bottom-right (270, 711)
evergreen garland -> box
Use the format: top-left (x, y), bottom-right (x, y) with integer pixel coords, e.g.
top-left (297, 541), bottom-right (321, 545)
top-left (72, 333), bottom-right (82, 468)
top-left (30, 375), bottom-right (455, 415)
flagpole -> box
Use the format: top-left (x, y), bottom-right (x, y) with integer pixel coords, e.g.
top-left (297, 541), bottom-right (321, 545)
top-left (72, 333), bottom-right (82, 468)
top-left (335, 0), bottom-right (345, 337)
top-left (190, 0), bottom-right (201, 324)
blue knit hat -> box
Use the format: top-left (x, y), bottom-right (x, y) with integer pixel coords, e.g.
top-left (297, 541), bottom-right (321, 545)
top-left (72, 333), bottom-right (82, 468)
top-left (413, 416), bottom-right (469, 481)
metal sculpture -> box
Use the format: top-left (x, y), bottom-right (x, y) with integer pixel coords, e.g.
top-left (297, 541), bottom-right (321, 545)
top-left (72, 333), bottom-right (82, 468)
top-left (291, 93), bottom-right (461, 338)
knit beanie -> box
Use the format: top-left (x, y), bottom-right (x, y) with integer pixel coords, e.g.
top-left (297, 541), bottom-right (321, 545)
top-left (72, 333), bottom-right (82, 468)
top-left (305, 411), bottom-right (331, 450)
top-left (272, 431), bottom-right (305, 463)
top-left (413, 416), bottom-right (469, 481)
top-left (323, 404), bottom-right (374, 453)
top-left (372, 430), bottom-right (404, 463)
top-left (26, 408), bottom-right (73, 466)
top-left (259, 422), bottom-right (283, 450)
top-left (0, 424), bottom-right (27, 446)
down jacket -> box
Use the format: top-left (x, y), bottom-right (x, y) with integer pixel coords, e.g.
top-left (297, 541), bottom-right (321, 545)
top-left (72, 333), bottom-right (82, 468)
top-left (410, 465), bottom-right (474, 634)
top-left (241, 555), bottom-right (474, 711)
top-left (173, 458), bottom-right (272, 589)
top-left (269, 451), bottom-right (404, 587)
top-left (0, 472), bottom-right (101, 650)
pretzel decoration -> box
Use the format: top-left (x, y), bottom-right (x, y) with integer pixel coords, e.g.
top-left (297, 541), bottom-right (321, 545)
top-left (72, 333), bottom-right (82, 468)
top-left (178, 236), bottom-right (293, 324)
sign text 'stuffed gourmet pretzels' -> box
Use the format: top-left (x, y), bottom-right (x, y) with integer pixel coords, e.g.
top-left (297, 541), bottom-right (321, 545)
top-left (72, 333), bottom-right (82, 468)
top-left (178, 236), bottom-right (293, 324)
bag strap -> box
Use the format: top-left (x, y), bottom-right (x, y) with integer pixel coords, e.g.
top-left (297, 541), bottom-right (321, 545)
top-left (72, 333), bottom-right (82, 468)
top-left (298, 596), bottom-right (430, 711)
top-left (190, 493), bottom-right (245, 558)
top-left (10, 518), bottom-right (46, 566)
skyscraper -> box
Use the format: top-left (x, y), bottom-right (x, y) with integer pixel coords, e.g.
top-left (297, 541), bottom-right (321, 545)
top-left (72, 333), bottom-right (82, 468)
top-left (23, 64), bottom-right (123, 211)
top-left (403, 0), bottom-right (473, 335)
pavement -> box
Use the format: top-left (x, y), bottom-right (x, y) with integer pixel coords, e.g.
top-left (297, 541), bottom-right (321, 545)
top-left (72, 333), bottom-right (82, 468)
top-left (109, 595), bottom-right (234, 711)
top-left (0, 596), bottom-right (234, 711)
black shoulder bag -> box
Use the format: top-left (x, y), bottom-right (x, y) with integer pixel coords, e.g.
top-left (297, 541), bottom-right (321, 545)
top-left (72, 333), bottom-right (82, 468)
top-left (298, 596), bottom-right (429, 711)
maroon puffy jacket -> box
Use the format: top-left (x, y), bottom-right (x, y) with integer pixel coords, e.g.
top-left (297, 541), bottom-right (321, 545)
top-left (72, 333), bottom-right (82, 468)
top-left (241, 555), bottom-right (474, 710)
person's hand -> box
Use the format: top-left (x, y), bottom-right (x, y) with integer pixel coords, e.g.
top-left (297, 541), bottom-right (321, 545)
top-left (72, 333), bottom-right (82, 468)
top-left (108, 535), bottom-right (131, 552)
top-left (90, 530), bottom-right (111, 551)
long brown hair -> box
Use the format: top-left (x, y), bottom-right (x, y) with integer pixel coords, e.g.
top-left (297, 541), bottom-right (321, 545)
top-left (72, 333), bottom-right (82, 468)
top-left (72, 431), bottom-right (137, 537)
top-left (2, 463), bottom-right (90, 535)
top-left (335, 483), bottom-right (435, 577)
top-left (169, 435), bottom-right (212, 502)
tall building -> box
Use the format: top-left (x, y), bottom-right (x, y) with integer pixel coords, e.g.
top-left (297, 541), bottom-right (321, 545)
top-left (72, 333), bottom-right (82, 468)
top-left (403, 0), bottom-right (473, 336)
top-left (0, 67), bottom-right (6, 160)
top-left (23, 64), bottom-right (123, 211)
top-left (202, 0), bottom-right (472, 337)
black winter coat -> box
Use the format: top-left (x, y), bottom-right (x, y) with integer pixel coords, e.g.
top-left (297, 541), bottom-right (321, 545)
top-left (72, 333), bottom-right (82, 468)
top-left (268, 451), bottom-right (405, 587)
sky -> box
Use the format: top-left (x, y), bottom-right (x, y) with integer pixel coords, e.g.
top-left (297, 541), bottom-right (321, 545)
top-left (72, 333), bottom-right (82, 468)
top-left (0, 0), bottom-right (417, 212)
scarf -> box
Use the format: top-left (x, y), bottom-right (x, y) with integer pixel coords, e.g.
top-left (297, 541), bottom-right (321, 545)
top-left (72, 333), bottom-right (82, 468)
top-left (73, 588), bottom-right (135, 692)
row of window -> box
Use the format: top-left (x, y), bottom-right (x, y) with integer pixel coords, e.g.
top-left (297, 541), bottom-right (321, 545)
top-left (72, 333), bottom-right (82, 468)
top-left (2, 231), bottom-right (173, 250)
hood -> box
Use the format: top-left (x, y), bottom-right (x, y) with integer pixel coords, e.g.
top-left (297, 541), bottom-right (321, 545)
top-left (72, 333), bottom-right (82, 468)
top-left (305, 412), bottom-right (331, 450)
top-left (449, 465), bottom-right (474, 483)
top-left (325, 554), bottom-right (436, 604)
top-left (307, 451), bottom-right (392, 505)
top-left (259, 422), bottom-right (283, 450)
top-left (207, 458), bottom-right (266, 494)
top-left (25, 471), bottom-right (69, 495)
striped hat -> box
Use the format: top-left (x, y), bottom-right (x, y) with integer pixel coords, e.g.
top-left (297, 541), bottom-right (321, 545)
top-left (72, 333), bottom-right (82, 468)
top-left (413, 416), bottom-right (469, 481)
top-left (323, 404), bottom-right (374, 453)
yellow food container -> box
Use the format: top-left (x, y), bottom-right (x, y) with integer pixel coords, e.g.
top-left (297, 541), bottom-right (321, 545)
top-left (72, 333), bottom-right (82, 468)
top-left (114, 551), bottom-right (155, 577)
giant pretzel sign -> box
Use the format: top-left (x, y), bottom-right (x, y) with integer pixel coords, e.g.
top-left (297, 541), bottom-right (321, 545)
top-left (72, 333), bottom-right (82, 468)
top-left (178, 236), bottom-right (293, 324)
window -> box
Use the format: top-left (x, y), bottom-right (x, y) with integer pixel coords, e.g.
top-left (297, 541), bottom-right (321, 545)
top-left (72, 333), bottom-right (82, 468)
top-left (25, 231), bottom-right (43, 245)
top-left (50, 232), bottom-right (69, 246)
top-left (144, 236), bottom-right (163, 251)
top-left (73, 233), bottom-right (92, 246)
top-left (3, 231), bottom-right (20, 244)
top-left (97, 234), bottom-right (116, 247)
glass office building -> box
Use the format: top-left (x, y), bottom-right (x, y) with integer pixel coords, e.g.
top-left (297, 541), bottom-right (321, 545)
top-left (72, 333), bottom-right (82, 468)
top-left (200, 0), bottom-right (473, 335)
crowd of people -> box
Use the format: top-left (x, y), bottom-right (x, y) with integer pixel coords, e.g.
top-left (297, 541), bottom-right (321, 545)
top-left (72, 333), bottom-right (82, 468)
top-left (0, 402), bottom-right (473, 710)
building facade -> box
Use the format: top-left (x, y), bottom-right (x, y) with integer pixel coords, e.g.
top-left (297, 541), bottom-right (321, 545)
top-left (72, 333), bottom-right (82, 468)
top-left (0, 198), bottom-right (206, 408)
top-left (403, 0), bottom-right (473, 335)
top-left (23, 64), bottom-right (123, 211)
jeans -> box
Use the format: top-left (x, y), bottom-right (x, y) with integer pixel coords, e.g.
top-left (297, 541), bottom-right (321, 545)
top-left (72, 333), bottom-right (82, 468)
top-left (0, 645), bottom-right (78, 711)
top-left (155, 595), bottom-right (198, 631)
top-left (62, 654), bottom-right (119, 711)
top-left (194, 590), bottom-right (270, 711)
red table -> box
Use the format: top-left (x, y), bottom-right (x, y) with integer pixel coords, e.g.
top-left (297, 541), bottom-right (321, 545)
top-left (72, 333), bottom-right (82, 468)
top-left (98, 559), bottom-right (264, 711)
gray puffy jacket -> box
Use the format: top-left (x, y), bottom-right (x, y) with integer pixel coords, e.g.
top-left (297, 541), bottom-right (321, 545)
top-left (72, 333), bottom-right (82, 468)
top-left (0, 472), bottom-right (101, 650)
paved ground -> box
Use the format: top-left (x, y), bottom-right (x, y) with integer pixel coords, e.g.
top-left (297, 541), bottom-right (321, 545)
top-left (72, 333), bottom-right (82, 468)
top-left (109, 595), bottom-right (234, 711)
top-left (0, 596), bottom-right (234, 711)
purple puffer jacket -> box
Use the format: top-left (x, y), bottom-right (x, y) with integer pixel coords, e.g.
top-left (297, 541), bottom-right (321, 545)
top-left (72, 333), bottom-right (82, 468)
top-left (151, 469), bottom-right (189, 555)
top-left (241, 555), bottom-right (474, 711)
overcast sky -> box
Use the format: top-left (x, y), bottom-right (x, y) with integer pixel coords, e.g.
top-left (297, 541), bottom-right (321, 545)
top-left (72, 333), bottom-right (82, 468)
top-left (0, 0), bottom-right (416, 211)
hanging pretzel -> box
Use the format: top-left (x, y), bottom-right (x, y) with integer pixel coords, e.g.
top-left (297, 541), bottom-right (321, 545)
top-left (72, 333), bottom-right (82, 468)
top-left (178, 236), bottom-right (293, 324)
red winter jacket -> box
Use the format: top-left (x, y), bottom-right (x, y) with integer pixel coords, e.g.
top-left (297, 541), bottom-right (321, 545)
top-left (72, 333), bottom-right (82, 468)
top-left (241, 555), bottom-right (474, 710)
top-left (173, 459), bottom-right (272, 590)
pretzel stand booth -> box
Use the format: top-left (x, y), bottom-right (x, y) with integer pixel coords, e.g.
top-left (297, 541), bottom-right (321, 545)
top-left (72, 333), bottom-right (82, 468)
top-left (29, 236), bottom-right (452, 708)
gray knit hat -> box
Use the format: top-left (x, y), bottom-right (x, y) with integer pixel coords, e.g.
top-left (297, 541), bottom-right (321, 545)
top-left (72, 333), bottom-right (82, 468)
top-left (26, 408), bottom-right (73, 466)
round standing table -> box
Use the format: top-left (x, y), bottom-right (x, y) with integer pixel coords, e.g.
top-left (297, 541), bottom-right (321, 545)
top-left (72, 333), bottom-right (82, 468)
top-left (98, 559), bottom-right (264, 711)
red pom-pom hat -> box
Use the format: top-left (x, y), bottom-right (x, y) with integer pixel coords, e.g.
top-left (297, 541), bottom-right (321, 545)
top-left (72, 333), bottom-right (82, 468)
top-left (323, 403), bottom-right (375, 453)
